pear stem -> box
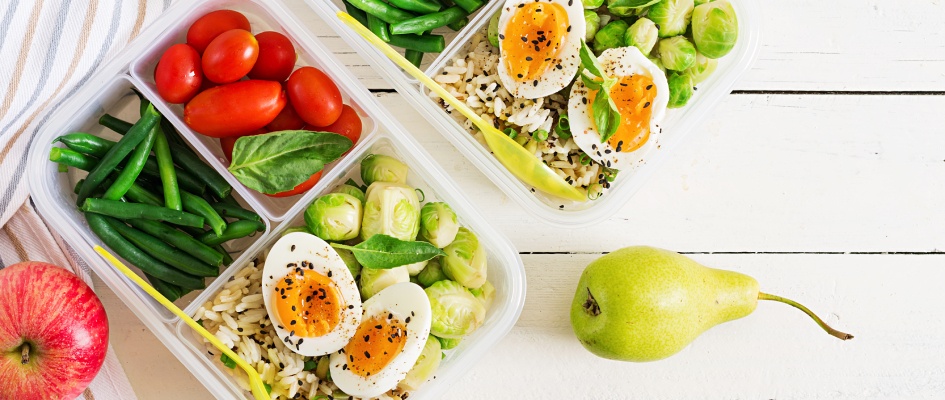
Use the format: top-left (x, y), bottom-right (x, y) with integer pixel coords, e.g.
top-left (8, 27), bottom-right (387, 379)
top-left (758, 292), bottom-right (854, 341)
top-left (21, 342), bottom-right (30, 364)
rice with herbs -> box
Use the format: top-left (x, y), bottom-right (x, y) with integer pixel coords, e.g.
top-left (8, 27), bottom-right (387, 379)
top-left (431, 30), bottom-right (613, 194)
top-left (194, 258), bottom-right (409, 400)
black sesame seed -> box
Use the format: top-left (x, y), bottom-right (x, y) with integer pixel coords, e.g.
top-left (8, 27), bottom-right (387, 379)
top-left (327, 270), bottom-right (332, 277)
top-left (646, 84), bottom-right (653, 90)
top-left (644, 101), bottom-right (650, 108)
top-left (364, 351), bottom-right (371, 359)
top-left (525, 56), bottom-right (533, 61)
top-left (290, 320), bottom-right (297, 325)
top-left (499, 34), bottom-right (505, 40)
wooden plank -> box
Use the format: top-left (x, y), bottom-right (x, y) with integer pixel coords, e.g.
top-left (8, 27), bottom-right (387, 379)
top-left (374, 93), bottom-right (945, 253)
top-left (447, 253), bottom-right (945, 400)
top-left (284, 0), bottom-right (945, 91)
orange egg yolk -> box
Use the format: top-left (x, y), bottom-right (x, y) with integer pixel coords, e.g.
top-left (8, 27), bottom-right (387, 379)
top-left (274, 270), bottom-right (343, 338)
top-left (587, 74), bottom-right (658, 153)
top-left (343, 314), bottom-right (407, 378)
top-left (501, 1), bottom-right (570, 83)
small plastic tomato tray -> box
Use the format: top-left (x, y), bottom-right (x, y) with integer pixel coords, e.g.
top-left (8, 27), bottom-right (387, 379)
top-left (27, 0), bottom-right (525, 399)
top-left (308, 0), bottom-right (761, 227)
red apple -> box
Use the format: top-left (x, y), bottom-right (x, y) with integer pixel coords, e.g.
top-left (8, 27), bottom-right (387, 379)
top-left (0, 262), bottom-right (109, 400)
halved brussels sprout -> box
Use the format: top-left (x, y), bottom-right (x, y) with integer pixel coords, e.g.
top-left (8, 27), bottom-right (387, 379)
top-left (607, 0), bottom-right (660, 17)
top-left (437, 336), bottom-right (461, 350)
top-left (398, 335), bottom-right (442, 391)
top-left (648, 56), bottom-right (667, 73)
top-left (667, 72), bottom-right (694, 108)
top-left (419, 202), bottom-right (460, 248)
top-left (304, 193), bottom-right (362, 241)
top-left (359, 266), bottom-right (409, 299)
top-left (694, 0), bottom-right (713, 4)
top-left (361, 182), bottom-right (421, 241)
top-left (683, 51), bottom-right (718, 84)
top-left (624, 18), bottom-right (659, 55)
top-left (405, 259), bottom-right (428, 276)
top-left (592, 20), bottom-right (629, 54)
top-left (417, 258), bottom-right (448, 288)
top-left (335, 247), bottom-right (362, 279)
top-left (584, 11), bottom-right (601, 43)
top-left (648, 0), bottom-right (694, 38)
top-left (584, 0), bottom-right (606, 9)
top-left (658, 36), bottom-right (697, 71)
top-left (360, 154), bottom-right (408, 186)
top-left (425, 280), bottom-right (486, 338)
top-left (332, 184), bottom-right (365, 204)
top-left (469, 281), bottom-right (496, 311)
top-left (691, 0), bottom-right (738, 58)
top-left (442, 227), bottom-right (487, 289)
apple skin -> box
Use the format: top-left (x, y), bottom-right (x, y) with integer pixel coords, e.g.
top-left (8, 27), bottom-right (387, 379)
top-left (0, 262), bottom-right (109, 400)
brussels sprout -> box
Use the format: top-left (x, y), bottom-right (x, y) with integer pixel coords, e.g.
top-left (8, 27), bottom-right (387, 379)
top-left (425, 280), bottom-right (486, 338)
top-left (417, 258), bottom-right (448, 288)
top-left (648, 56), bottom-right (667, 73)
top-left (694, 0), bottom-right (712, 4)
top-left (469, 281), bottom-right (496, 311)
top-left (691, 0), bottom-right (738, 58)
top-left (607, 0), bottom-right (660, 17)
top-left (335, 248), bottom-right (362, 279)
top-left (332, 184), bottom-right (365, 204)
top-left (361, 182), bottom-right (421, 241)
top-left (592, 20), bottom-right (629, 54)
top-left (658, 36), bottom-right (697, 71)
top-left (583, 11), bottom-right (601, 43)
top-left (418, 202), bottom-right (460, 248)
top-left (360, 154), bottom-right (408, 186)
top-left (405, 259), bottom-right (428, 276)
top-left (648, 0), bottom-right (694, 38)
top-left (584, 0), bottom-right (606, 9)
top-left (683, 51), bottom-right (717, 84)
top-left (487, 11), bottom-right (500, 48)
top-left (398, 335), bottom-right (442, 391)
top-left (304, 193), bottom-right (362, 241)
top-left (437, 336), bottom-right (461, 350)
top-left (667, 73), bottom-right (694, 108)
top-left (624, 18), bottom-right (658, 55)
top-left (360, 266), bottom-right (409, 299)
top-left (441, 227), bottom-right (487, 289)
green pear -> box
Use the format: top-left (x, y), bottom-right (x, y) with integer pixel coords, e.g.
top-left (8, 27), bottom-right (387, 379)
top-left (570, 246), bottom-right (852, 362)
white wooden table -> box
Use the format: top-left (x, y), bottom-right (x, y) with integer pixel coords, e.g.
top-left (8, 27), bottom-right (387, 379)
top-left (95, 1), bottom-right (945, 398)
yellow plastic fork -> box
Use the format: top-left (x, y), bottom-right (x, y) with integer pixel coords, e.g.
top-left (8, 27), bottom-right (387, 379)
top-left (337, 12), bottom-right (586, 202)
top-left (94, 246), bottom-right (270, 400)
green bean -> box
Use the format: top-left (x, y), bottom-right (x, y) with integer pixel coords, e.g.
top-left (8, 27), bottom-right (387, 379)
top-left (215, 245), bottom-right (234, 265)
top-left (367, 14), bottom-right (391, 42)
top-left (145, 274), bottom-right (185, 302)
top-left (125, 182), bottom-right (163, 206)
top-left (390, 7), bottom-right (466, 35)
top-left (72, 178), bottom-right (112, 199)
top-left (343, 0), bottom-right (369, 26)
top-left (77, 105), bottom-right (160, 205)
top-left (181, 191), bottom-right (226, 236)
top-left (388, 33), bottom-right (445, 53)
top-left (167, 142), bottom-right (231, 199)
top-left (153, 129), bottom-right (181, 211)
top-left (452, 0), bottom-right (483, 13)
top-left (197, 220), bottom-right (265, 246)
top-left (127, 219), bottom-right (225, 267)
top-left (211, 202), bottom-right (262, 222)
top-left (81, 198), bottom-right (205, 228)
top-left (99, 114), bottom-right (133, 134)
top-left (347, 0), bottom-right (416, 24)
top-left (447, 15), bottom-right (468, 31)
top-left (389, 0), bottom-right (441, 14)
top-left (108, 219), bottom-right (218, 277)
top-left (103, 127), bottom-right (156, 200)
top-left (86, 213), bottom-right (205, 290)
top-left (50, 147), bottom-right (98, 170)
top-left (405, 49), bottom-right (424, 67)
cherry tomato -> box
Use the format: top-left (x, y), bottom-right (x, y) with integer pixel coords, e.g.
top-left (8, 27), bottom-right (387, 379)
top-left (304, 105), bottom-right (362, 155)
top-left (154, 44), bottom-right (202, 104)
top-left (266, 100), bottom-right (305, 131)
top-left (248, 31), bottom-right (296, 82)
top-left (287, 67), bottom-right (343, 127)
top-left (220, 129), bottom-right (266, 163)
top-left (184, 80), bottom-right (286, 138)
top-left (186, 10), bottom-right (251, 54)
top-left (202, 29), bottom-right (258, 84)
top-left (267, 171), bottom-right (322, 198)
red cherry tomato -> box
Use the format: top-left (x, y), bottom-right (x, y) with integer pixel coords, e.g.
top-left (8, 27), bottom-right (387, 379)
top-left (154, 44), bottom-right (202, 104)
top-left (266, 100), bottom-right (306, 131)
top-left (248, 31), bottom-right (296, 82)
top-left (220, 128), bottom-right (266, 163)
top-left (202, 29), bottom-right (258, 84)
top-left (186, 10), bottom-right (251, 54)
top-left (315, 105), bottom-right (362, 144)
top-left (287, 67), bottom-right (343, 127)
top-left (267, 171), bottom-right (322, 198)
top-left (184, 80), bottom-right (286, 138)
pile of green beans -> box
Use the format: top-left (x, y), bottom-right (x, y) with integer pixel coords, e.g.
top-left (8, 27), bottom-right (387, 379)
top-left (342, 0), bottom-right (487, 67)
top-left (50, 99), bottom-right (265, 301)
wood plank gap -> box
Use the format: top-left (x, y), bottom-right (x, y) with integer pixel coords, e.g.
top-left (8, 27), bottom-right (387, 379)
top-left (370, 89), bottom-right (398, 94)
top-left (731, 90), bottom-right (945, 96)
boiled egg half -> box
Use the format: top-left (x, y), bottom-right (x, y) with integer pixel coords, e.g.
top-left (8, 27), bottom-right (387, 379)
top-left (568, 46), bottom-right (669, 170)
top-left (261, 232), bottom-right (362, 357)
top-left (497, 0), bottom-right (585, 99)
top-left (330, 282), bottom-right (432, 398)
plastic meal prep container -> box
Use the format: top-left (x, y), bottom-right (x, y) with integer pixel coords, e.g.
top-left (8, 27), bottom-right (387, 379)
top-left (307, 0), bottom-right (762, 227)
top-left (27, 0), bottom-right (526, 399)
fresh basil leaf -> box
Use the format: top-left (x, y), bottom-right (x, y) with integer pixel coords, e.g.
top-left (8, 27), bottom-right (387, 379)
top-left (581, 72), bottom-right (603, 90)
top-left (331, 234), bottom-right (445, 270)
top-left (228, 130), bottom-right (352, 194)
top-left (601, 94), bottom-right (622, 143)
top-left (579, 40), bottom-right (606, 78)
top-left (592, 88), bottom-right (616, 142)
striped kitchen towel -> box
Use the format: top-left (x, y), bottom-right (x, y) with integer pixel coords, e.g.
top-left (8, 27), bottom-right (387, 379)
top-left (0, 1), bottom-right (175, 399)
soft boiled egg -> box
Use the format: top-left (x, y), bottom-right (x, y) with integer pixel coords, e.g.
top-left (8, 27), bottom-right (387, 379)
top-left (261, 232), bottom-right (362, 357)
top-left (330, 282), bottom-right (432, 398)
top-left (568, 46), bottom-right (670, 170)
top-left (497, 0), bottom-right (585, 99)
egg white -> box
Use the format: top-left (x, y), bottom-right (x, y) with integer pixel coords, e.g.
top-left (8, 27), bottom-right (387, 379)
top-left (497, 0), bottom-right (585, 99)
top-left (330, 282), bottom-right (432, 398)
top-left (567, 46), bottom-right (669, 171)
top-left (261, 232), bottom-right (362, 357)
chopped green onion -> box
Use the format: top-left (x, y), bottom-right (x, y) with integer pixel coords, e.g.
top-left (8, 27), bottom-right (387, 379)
top-left (554, 115), bottom-right (571, 140)
top-left (587, 183), bottom-right (604, 200)
top-left (303, 359), bottom-right (317, 371)
top-left (503, 127), bottom-right (518, 139)
top-left (220, 353), bottom-right (236, 369)
top-left (415, 188), bottom-right (425, 202)
top-left (533, 129), bottom-right (549, 142)
top-left (263, 382), bottom-right (272, 394)
top-left (579, 153), bottom-right (591, 166)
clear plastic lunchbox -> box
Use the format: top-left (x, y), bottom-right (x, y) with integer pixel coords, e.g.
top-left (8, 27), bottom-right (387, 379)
top-left (27, 0), bottom-right (526, 398)
top-left (307, 0), bottom-right (761, 227)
